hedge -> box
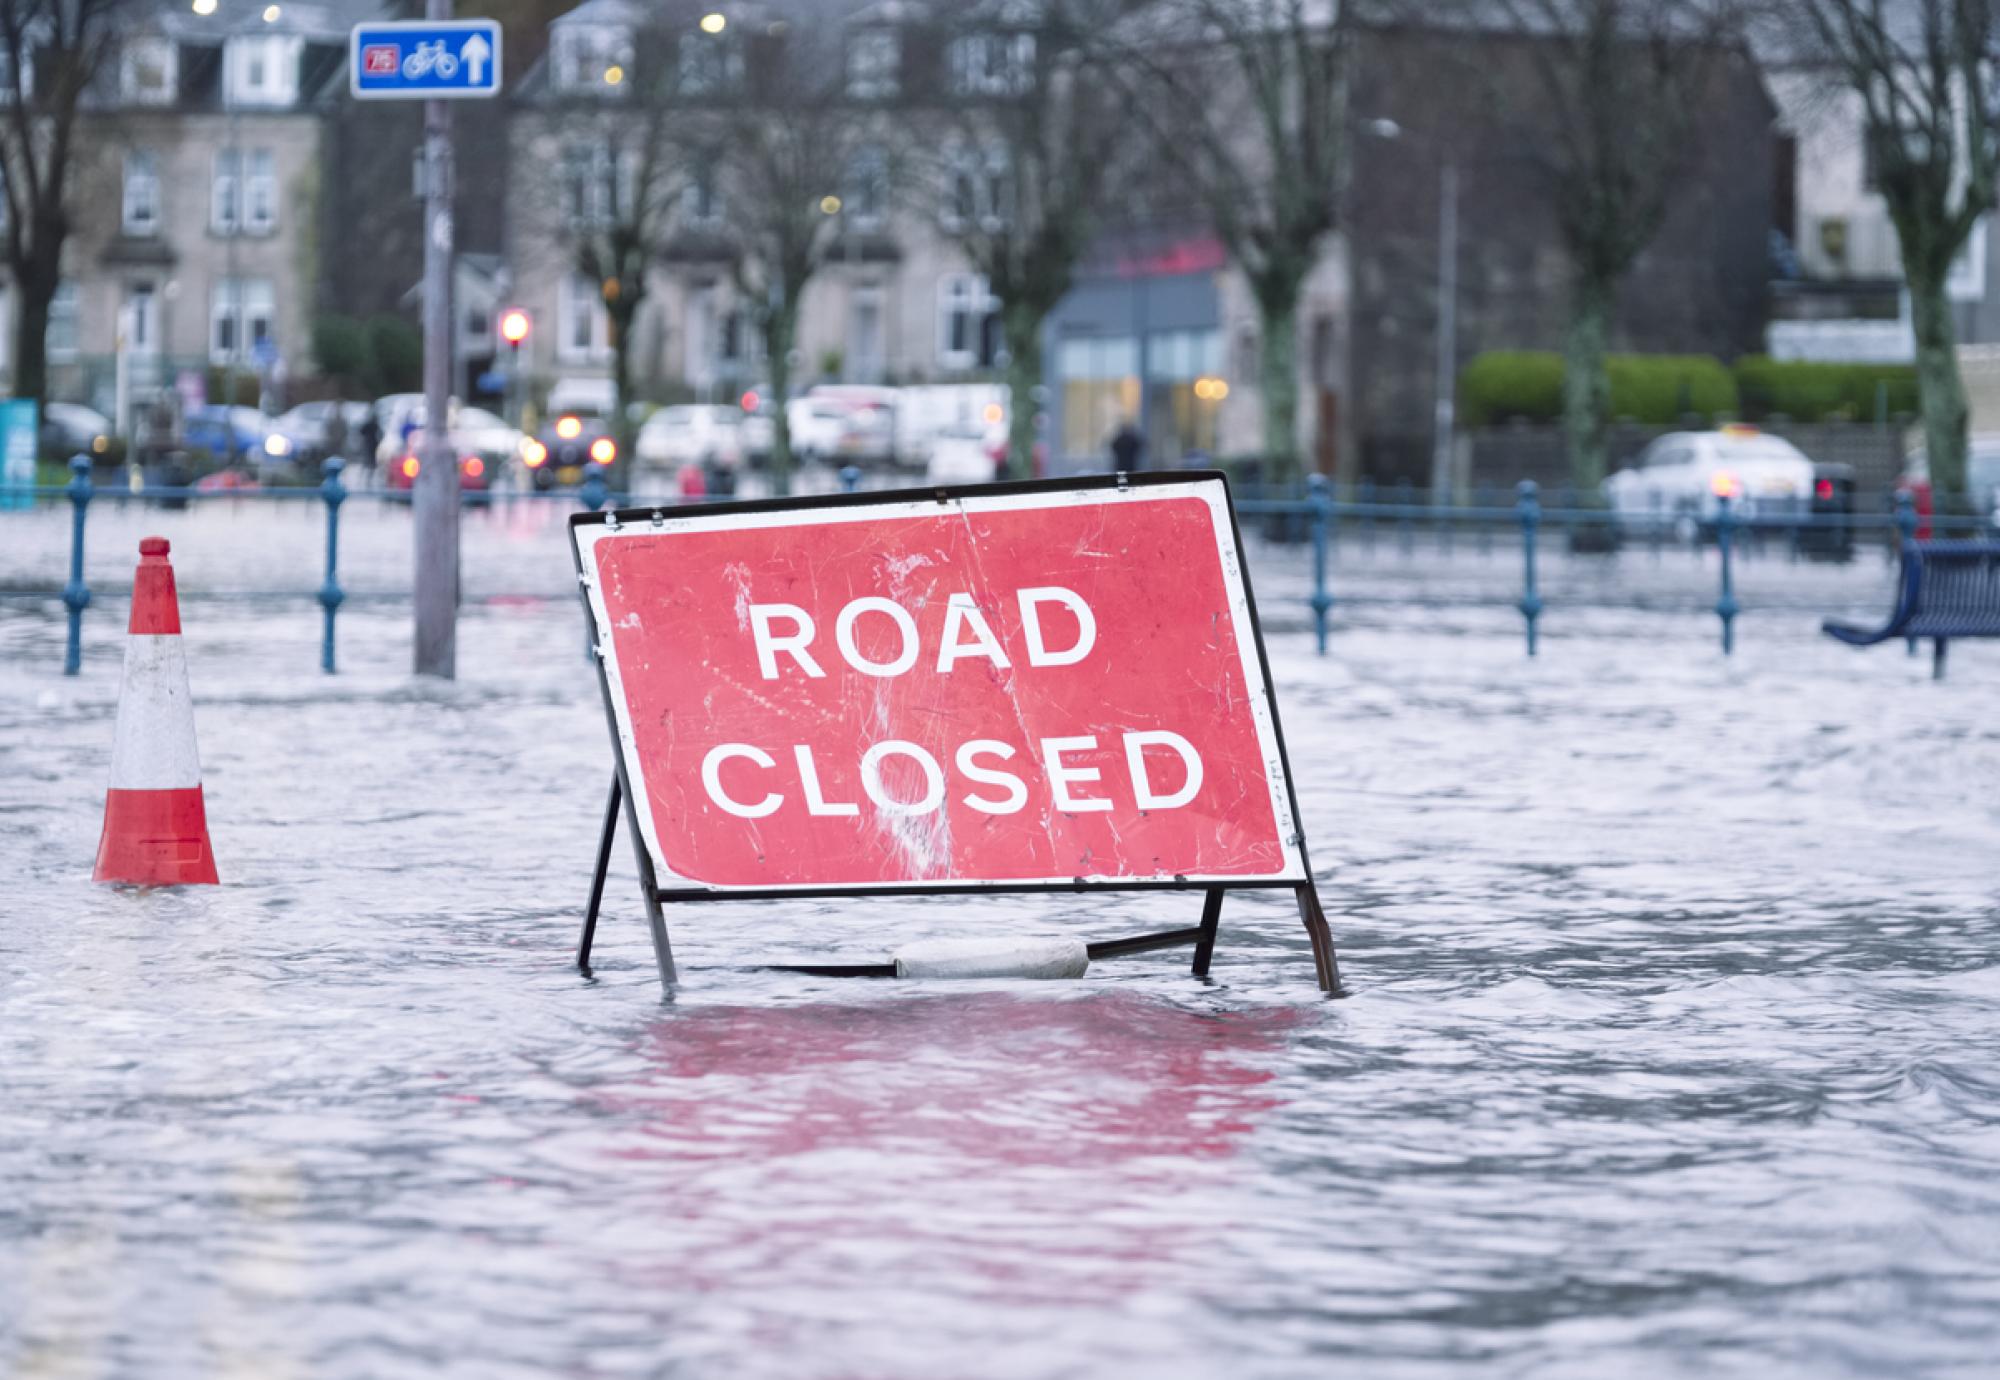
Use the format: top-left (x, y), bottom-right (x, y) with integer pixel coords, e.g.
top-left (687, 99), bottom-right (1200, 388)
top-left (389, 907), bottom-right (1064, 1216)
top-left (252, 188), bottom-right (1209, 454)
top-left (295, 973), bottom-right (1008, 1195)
top-left (1733, 356), bottom-right (1917, 423)
top-left (1459, 352), bottom-right (1738, 426)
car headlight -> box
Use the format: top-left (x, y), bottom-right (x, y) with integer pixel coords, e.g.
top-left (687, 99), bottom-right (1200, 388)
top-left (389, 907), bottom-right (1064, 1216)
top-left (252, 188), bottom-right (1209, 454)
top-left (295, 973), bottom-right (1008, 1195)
top-left (589, 437), bottom-right (617, 464)
top-left (264, 434), bottom-right (291, 457)
top-left (522, 438), bottom-right (548, 467)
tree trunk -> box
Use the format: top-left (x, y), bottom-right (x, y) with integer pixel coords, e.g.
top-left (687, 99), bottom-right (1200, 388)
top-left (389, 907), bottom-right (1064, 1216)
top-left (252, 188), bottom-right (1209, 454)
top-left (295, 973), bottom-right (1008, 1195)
top-left (1562, 269), bottom-right (1613, 496)
top-left (1257, 294), bottom-right (1300, 485)
top-left (1907, 264), bottom-right (1969, 505)
top-left (10, 263), bottom-right (57, 424)
top-left (766, 306), bottom-right (796, 497)
top-left (608, 296), bottom-right (639, 490)
top-left (1002, 305), bottom-right (1042, 481)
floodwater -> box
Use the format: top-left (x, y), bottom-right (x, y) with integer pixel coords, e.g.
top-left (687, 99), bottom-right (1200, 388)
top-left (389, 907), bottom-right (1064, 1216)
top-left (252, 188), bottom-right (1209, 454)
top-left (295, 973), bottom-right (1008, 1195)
top-left (2, 539), bottom-right (1998, 1378)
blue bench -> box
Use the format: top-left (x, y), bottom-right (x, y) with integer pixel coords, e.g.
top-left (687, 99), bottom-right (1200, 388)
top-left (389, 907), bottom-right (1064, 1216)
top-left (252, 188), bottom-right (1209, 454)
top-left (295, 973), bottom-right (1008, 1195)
top-left (1824, 540), bottom-right (2000, 679)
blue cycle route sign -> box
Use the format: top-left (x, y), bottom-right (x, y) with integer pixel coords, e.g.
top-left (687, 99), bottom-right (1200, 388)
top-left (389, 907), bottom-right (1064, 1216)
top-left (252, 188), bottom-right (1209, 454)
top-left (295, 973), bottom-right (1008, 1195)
top-left (350, 20), bottom-right (503, 100)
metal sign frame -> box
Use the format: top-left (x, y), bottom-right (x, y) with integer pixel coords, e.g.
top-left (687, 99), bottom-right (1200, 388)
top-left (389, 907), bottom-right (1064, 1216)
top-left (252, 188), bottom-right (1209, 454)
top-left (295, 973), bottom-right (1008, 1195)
top-left (568, 471), bottom-right (1341, 993)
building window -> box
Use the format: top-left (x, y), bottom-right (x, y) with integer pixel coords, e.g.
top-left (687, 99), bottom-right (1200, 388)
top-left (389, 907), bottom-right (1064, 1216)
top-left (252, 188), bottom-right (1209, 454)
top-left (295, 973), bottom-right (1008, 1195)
top-left (846, 146), bottom-right (888, 228)
top-left (684, 153), bottom-right (723, 225)
top-left (246, 150), bottom-right (276, 232)
top-left (846, 30), bottom-right (898, 99)
top-left (210, 277), bottom-right (274, 361)
top-left (46, 281), bottom-right (79, 362)
top-left (1145, 328), bottom-right (1224, 463)
top-left (212, 150), bottom-right (239, 232)
top-left (678, 33), bottom-right (742, 95)
top-left (555, 25), bottom-right (633, 92)
top-left (228, 35), bottom-right (299, 107)
top-left (121, 37), bottom-right (177, 105)
top-left (563, 143), bottom-right (615, 227)
top-left (947, 33), bottom-right (1034, 96)
top-left (1057, 335), bottom-right (1139, 459)
top-left (937, 274), bottom-right (1000, 371)
top-left (122, 151), bottom-right (161, 236)
top-left (943, 144), bottom-right (1009, 231)
top-left (558, 273), bottom-right (610, 363)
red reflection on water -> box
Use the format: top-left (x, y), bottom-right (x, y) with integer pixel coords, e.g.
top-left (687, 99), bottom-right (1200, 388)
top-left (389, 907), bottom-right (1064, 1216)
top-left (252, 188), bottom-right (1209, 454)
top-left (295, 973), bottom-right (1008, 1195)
top-left (606, 993), bottom-right (1301, 1168)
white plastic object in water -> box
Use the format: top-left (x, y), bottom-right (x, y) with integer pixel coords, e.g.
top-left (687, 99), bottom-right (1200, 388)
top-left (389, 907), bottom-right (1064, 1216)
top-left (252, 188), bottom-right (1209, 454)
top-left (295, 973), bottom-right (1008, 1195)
top-left (892, 937), bottom-right (1090, 980)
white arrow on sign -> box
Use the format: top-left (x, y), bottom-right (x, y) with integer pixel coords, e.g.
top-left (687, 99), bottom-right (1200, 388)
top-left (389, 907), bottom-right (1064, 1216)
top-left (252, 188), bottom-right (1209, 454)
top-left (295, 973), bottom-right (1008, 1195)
top-left (459, 33), bottom-right (490, 85)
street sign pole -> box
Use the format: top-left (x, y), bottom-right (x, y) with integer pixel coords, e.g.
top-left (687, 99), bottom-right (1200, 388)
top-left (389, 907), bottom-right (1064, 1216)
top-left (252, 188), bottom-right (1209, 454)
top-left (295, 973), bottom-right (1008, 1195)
top-left (413, 0), bottom-right (458, 678)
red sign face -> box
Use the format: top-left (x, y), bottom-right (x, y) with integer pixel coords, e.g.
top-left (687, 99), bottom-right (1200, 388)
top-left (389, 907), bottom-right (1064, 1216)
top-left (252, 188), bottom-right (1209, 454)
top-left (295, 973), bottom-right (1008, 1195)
top-left (362, 44), bottom-right (399, 75)
top-left (575, 480), bottom-right (1305, 891)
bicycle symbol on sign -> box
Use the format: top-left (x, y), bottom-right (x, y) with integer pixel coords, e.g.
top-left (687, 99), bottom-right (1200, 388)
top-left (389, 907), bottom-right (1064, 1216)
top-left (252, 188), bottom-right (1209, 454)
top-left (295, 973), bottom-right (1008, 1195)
top-left (402, 40), bottom-right (459, 80)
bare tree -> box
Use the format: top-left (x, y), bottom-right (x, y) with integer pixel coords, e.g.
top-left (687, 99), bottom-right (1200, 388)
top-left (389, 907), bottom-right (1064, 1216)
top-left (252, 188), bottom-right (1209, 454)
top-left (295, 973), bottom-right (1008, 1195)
top-left (703, 12), bottom-right (863, 494)
top-left (908, 1), bottom-right (1128, 477)
top-left (0, 0), bottom-right (129, 416)
top-left (1116, 0), bottom-right (1353, 482)
top-left (1492, 0), bottom-right (1749, 493)
top-left (1791, 0), bottom-right (1996, 503)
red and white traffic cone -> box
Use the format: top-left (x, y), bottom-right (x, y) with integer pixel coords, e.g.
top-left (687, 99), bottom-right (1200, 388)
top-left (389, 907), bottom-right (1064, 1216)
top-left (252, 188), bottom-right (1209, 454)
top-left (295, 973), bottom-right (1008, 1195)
top-left (93, 536), bottom-right (219, 886)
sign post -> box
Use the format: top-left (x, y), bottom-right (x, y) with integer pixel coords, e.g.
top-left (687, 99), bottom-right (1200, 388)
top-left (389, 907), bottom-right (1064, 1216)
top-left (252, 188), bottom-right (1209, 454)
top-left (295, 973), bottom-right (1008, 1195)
top-left (569, 473), bottom-right (1342, 992)
top-left (350, 13), bottom-right (503, 679)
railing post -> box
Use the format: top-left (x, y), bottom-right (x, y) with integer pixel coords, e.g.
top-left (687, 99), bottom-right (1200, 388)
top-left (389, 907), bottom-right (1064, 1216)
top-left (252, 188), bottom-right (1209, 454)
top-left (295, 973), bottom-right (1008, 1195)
top-left (1517, 480), bottom-right (1542, 656)
top-left (840, 464), bottom-right (861, 494)
top-left (1896, 490), bottom-right (1918, 656)
top-left (62, 454), bottom-right (93, 675)
top-left (319, 456), bottom-right (347, 674)
top-left (1715, 492), bottom-right (1738, 656)
top-left (1308, 473), bottom-right (1333, 656)
top-left (579, 469), bottom-right (609, 515)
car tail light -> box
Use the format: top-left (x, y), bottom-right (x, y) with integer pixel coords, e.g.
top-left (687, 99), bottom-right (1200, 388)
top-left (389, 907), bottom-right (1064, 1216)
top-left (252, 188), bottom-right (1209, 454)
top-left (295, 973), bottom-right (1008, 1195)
top-left (462, 456), bottom-right (485, 478)
top-left (741, 390), bottom-right (759, 413)
top-left (401, 456), bottom-right (419, 478)
top-left (589, 437), bottom-right (617, 464)
top-left (1815, 478), bottom-right (1834, 501)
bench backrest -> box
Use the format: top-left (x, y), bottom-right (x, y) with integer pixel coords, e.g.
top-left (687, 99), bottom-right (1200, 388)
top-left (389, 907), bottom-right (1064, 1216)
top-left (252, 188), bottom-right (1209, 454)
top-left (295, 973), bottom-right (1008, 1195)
top-left (1911, 541), bottom-right (2000, 632)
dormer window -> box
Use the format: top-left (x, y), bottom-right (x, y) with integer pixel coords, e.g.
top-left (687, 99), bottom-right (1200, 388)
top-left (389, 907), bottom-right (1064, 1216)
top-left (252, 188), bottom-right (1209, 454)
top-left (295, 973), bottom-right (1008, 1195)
top-left (845, 29), bottom-right (898, 99)
top-left (121, 37), bottom-right (177, 105)
top-left (554, 25), bottom-right (633, 93)
top-left (678, 32), bottom-right (742, 95)
top-left (947, 32), bottom-right (1034, 96)
top-left (226, 34), bottom-right (301, 107)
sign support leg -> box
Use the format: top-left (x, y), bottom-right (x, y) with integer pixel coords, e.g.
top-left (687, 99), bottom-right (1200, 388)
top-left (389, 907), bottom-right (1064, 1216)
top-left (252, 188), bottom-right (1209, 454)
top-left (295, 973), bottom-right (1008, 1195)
top-left (1191, 887), bottom-right (1224, 977)
top-left (1295, 882), bottom-right (1342, 993)
top-left (577, 773), bottom-right (621, 972)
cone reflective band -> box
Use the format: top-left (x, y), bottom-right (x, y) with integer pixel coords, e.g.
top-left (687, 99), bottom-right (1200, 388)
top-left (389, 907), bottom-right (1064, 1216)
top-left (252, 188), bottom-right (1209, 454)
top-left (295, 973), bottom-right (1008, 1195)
top-left (572, 477), bottom-right (1308, 892)
top-left (94, 536), bottom-right (219, 886)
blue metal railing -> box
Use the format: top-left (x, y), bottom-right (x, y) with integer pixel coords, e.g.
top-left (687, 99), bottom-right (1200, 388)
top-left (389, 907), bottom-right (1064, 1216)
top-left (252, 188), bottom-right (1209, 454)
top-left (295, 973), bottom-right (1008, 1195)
top-left (14, 459), bottom-right (1994, 673)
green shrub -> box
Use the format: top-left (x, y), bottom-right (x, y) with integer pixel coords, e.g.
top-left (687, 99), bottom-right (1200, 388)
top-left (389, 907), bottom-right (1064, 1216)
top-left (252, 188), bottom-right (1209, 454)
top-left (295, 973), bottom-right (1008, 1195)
top-left (1460, 351), bottom-right (1738, 426)
top-left (312, 314), bottom-right (370, 389)
top-left (365, 315), bottom-right (423, 395)
top-left (1733, 356), bottom-right (1918, 422)
top-left (1460, 352), bottom-right (1565, 426)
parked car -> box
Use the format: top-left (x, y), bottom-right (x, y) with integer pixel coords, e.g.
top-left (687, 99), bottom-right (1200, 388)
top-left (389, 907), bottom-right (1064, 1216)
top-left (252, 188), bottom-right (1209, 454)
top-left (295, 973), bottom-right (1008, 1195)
top-left (924, 426), bottom-right (1002, 486)
top-left (636, 405), bottom-right (743, 472)
top-left (269, 400), bottom-right (372, 464)
top-left (385, 443), bottom-right (495, 494)
top-left (523, 411), bottom-right (618, 491)
top-left (42, 402), bottom-right (114, 460)
top-left (1604, 426), bottom-right (1814, 536)
top-left (1896, 440), bottom-right (2000, 538)
top-left (183, 406), bottom-right (271, 466)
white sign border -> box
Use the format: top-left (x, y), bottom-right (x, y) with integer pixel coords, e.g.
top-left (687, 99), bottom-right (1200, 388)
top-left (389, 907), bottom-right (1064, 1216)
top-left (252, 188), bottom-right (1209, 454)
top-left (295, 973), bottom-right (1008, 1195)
top-left (573, 478), bottom-right (1310, 892)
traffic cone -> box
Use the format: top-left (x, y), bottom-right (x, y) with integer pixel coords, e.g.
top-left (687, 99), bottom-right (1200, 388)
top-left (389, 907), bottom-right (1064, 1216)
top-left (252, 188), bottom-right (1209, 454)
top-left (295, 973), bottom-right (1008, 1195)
top-left (93, 536), bottom-right (219, 886)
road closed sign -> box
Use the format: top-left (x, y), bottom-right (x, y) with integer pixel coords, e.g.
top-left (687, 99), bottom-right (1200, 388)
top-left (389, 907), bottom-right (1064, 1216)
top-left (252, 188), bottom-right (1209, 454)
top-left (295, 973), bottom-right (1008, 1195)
top-left (573, 476), bottom-right (1309, 896)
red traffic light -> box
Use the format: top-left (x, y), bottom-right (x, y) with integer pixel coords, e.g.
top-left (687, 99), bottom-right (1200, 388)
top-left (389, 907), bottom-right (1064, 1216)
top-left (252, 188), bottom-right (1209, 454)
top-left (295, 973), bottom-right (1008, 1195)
top-left (499, 308), bottom-right (531, 345)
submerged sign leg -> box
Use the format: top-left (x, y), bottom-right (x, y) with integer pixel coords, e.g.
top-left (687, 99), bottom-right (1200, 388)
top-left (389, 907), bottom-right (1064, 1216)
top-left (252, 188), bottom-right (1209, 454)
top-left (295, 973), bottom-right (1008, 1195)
top-left (577, 774), bottom-right (621, 972)
top-left (1191, 888), bottom-right (1224, 977)
top-left (1295, 883), bottom-right (1342, 993)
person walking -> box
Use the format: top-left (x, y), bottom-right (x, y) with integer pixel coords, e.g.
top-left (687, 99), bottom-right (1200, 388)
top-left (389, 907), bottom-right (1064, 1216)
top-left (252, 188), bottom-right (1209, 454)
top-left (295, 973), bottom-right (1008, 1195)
top-left (357, 410), bottom-right (383, 483)
top-left (1109, 422), bottom-right (1144, 474)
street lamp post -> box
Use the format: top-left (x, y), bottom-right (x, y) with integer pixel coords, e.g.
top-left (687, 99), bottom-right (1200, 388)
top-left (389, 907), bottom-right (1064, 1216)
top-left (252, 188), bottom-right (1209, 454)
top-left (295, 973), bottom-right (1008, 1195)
top-left (1366, 118), bottom-right (1459, 505)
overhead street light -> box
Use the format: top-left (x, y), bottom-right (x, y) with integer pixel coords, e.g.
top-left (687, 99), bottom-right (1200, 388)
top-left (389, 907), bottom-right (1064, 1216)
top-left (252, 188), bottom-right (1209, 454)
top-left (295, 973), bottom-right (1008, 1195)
top-left (700, 12), bottom-right (727, 34)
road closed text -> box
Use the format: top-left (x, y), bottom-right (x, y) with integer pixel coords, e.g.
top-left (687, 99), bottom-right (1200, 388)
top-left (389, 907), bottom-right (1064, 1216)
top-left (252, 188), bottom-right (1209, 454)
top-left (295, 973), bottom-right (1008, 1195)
top-left (701, 587), bottom-right (1204, 819)
top-left (580, 488), bottom-right (1297, 886)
